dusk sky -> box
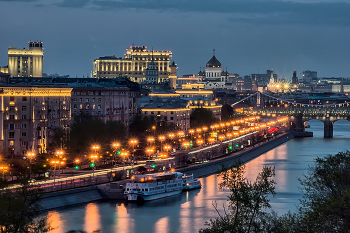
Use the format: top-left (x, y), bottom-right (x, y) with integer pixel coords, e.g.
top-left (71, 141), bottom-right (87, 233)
top-left (1, 0), bottom-right (350, 79)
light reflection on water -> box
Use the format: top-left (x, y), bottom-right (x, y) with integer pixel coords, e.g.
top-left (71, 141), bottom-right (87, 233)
top-left (48, 120), bottom-right (350, 233)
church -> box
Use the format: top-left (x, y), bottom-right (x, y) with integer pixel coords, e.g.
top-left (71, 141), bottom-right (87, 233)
top-left (198, 50), bottom-right (230, 89)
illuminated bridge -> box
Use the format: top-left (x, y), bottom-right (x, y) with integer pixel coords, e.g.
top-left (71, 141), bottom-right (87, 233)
top-left (233, 92), bottom-right (350, 137)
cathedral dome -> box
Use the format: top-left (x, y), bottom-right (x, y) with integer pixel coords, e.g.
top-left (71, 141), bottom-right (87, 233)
top-left (206, 55), bottom-right (221, 68)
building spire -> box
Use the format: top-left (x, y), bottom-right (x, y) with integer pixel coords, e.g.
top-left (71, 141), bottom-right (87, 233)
top-left (213, 49), bottom-right (215, 56)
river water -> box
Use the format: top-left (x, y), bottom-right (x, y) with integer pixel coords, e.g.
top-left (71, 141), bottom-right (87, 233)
top-left (47, 120), bottom-right (350, 233)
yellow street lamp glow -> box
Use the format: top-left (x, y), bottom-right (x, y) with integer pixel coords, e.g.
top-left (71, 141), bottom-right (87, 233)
top-left (148, 137), bottom-right (155, 143)
top-left (112, 142), bottom-right (120, 148)
top-left (129, 139), bottom-right (138, 145)
top-left (177, 131), bottom-right (184, 136)
top-left (189, 129), bottom-right (195, 134)
top-left (202, 127), bottom-right (208, 131)
top-left (158, 136), bottom-right (166, 141)
top-left (197, 139), bottom-right (204, 145)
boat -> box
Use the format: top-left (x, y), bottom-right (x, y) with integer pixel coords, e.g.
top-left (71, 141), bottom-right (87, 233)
top-left (182, 173), bottom-right (202, 190)
top-left (124, 171), bottom-right (183, 202)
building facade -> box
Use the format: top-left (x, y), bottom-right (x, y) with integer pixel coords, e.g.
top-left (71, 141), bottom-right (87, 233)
top-left (8, 42), bottom-right (44, 77)
top-left (141, 102), bottom-right (191, 131)
top-left (93, 46), bottom-right (172, 83)
top-left (71, 84), bottom-right (138, 125)
top-left (0, 86), bottom-right (72, 156)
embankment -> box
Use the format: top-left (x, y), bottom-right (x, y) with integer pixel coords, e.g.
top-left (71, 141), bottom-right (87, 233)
top-left (39, 132), bottom-right (294, 211)
top-left (177, 132), bottom-right (294, 178)
top-left (39, 186), bottom-right (104, 211)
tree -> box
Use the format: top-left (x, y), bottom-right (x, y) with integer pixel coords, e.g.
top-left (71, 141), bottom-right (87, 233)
top-left (0, 180), bottom-right (52, 233)
top-left (283, 151), bottom-right (350, 232)
top-left (221, 104), bottom-right (234, 121)
top-left (199, 162), bottom-right (278, 233)
top-left (190, 108), bottom-right (218, 128)
top-left (47, 127), bottom-right (69, 153)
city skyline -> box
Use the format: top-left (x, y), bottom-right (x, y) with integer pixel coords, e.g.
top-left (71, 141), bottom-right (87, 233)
top-left (1, 0), bottom-right (350, 78)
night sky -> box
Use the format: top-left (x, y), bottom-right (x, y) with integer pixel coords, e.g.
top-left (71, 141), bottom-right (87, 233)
top-left (1, 0), bottom-right (350, 79)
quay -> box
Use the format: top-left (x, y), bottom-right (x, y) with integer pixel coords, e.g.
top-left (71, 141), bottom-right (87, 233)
top-left (39, 132), bottom-right (294, 211)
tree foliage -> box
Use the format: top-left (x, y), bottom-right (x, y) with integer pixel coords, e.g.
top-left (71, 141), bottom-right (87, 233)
top-left (190, 108), bottom-right (218, 128)
top-left (68, 116), bottom-right (127, 157)
top-left (221, 104), bottom-right (234, 121)
top-left (0, 180), bottom-right (52, 233)
top-left (284, 151), bottom-right (350, 232)
top-left (199, 162), bottom-right (277, 233)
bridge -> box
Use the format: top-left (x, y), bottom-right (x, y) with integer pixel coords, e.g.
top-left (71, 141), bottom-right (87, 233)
top-left (233, 92), bottom-right (350, 137)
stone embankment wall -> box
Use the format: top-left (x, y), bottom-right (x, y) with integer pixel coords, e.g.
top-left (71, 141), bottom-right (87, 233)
top-left (39, 132), bottom-right (294, 211)
top-left (177, 132), bottom-right (294, 178)
top-left (39, 186), bottom-right (104, 211)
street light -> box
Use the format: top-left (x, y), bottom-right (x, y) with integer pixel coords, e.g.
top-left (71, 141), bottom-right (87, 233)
top-left (90, 154), bottom-right (98, 178)
top-left (129, 139), bottom-right (138, 168)
top-left (112, 142), bottom-right (120, 168)
top-left (146, 148), bottom-right (154, 160)
top-left (158, 136), bottom-right (166, 152)
top-left (55, 150), bottom-right (64, 178)
top-left (51, 160), bottom-right (59, 186)
top-left (183, 142), bottom-right (190, 149)
top-left (0, 166), bottom-right (8, 180)
top-left (163, 145), bottom-right (171, 153)
top-left (152, 125), bottom-right (156, 136)
top-left (202, 127), bottom-right (208, 144)
top-left (197, 139), bottom-right (204, 146)
top-left (120, 151), bottom-right (128, 170)
top-left (147, 137), bottom-right (155, 146)
top-left (27, 152), bottom-right (35, 179)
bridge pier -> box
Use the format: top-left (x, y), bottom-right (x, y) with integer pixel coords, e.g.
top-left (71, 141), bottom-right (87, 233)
top-left (324, 118), bottom-right (333, 138)
top-left (290, 114), bottom-right (304, 132)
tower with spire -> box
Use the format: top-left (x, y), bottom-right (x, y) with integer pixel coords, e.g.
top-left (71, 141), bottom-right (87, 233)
top-left (145, 50), bottom-right (159, 84)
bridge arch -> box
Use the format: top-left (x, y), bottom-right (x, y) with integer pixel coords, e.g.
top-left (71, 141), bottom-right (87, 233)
top-left (333, 119), bottom-right (350, 138)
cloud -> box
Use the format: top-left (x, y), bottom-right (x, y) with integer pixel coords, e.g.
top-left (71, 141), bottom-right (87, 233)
top-left (83, 0), bottom-right (350, 25)
top-left (0, 0), bottom-right (37, 2)
top-left (55, 0), bottom-right (91, 8)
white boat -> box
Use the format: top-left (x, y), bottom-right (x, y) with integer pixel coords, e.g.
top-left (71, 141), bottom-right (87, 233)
top-left (182, 174), bottom-right (202, 190)
top-left (124, 171), bottom-right (183, 202)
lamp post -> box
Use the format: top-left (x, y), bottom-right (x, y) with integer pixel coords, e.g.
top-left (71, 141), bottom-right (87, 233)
top-left (112, 142), bottom-right (120, 168)
top-left (51, 160), bottom-right (59, 186)
top-left (121, 151), bottom-right (128, 170)
top-left (27, 152), bottom-right (35, 179)
top-left (55, 150), bottom-right (64, 178)
top-left (129, 139), bottom-right (138, 169)
top-left (202, 127), bottom-right (208, 144)
top-left (152, 125), bottom-right (156, 136)
top-left (158, 136), bottom-right (165, 152)
top-left (90, 154), bottom-right (98, 178)
top-left (147, 137), bottom-right (155, 147)
top-left (0, 166), bottom-right (8, 180)
top-left (146, 148), bottom-right (154, 160)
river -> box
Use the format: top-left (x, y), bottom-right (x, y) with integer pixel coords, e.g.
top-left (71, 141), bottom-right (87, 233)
top-left (46, 119), bottom-right (350, 233)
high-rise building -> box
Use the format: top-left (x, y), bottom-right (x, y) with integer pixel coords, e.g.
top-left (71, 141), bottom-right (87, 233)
top-left (8, 41), bottom-right (44, 77)
top-left (0, 85), bottom-right (72, 156)
top-left (93, 46), bottom-right (172, 83)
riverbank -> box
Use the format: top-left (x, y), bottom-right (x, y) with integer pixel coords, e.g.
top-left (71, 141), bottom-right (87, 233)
top-left (177, 132), bottom-right (294, 178)
top-left (39, 132), bottom-right (293, 211)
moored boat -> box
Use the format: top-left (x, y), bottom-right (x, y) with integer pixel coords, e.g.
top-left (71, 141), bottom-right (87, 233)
top-left (182, 173), bottom-right (202, 190)
top-left (124, 171), bottom-right (183, 202)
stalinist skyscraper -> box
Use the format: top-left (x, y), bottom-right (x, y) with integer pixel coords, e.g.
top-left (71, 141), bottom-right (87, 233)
top-left (8, 41), bottom-right (44, 77)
